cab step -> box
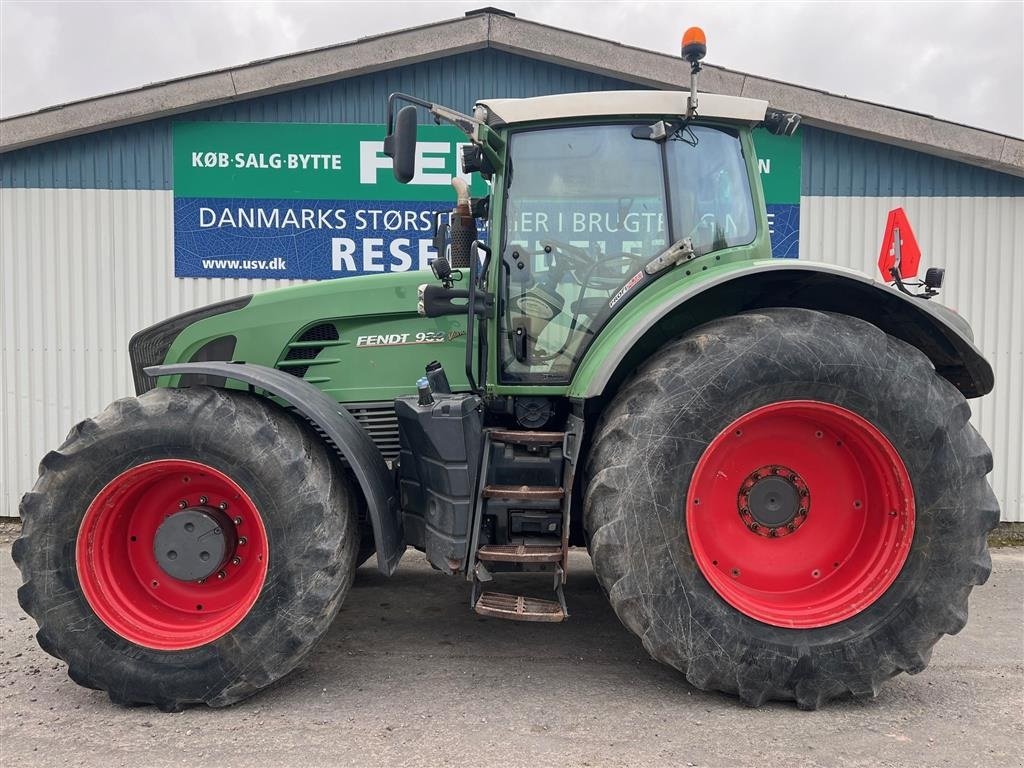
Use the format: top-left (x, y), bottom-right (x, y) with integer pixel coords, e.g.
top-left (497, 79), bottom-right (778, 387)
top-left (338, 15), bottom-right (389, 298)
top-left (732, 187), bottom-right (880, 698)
top-left (473, 591), bottom-right (565, 623)
top-left (489, 429), bottom-right (564, 447)
top-left (477, 544), bottom-right (563, 563)
top-left (482, 484), bottom-right (564, 501)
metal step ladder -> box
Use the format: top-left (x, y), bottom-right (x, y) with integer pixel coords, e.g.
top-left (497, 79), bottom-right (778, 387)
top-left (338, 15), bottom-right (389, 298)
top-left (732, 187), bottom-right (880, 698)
top-left (467, 419), bottom-right (582, 622)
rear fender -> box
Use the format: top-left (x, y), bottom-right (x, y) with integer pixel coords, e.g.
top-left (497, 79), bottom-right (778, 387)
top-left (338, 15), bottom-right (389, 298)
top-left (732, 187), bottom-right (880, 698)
top-left (146, 362), bottom-right (404, 575)
top-left (570, 260), bottom-right (994, 401)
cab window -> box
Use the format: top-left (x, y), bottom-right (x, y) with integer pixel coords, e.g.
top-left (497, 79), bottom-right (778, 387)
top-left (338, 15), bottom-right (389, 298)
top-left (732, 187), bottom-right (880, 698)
top-left (499, 122), bottom-right (755, 384)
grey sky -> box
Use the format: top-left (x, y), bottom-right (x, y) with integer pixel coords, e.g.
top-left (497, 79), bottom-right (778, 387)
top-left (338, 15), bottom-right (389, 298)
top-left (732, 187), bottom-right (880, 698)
top-left (2, 0), bottom-right (1022, 137)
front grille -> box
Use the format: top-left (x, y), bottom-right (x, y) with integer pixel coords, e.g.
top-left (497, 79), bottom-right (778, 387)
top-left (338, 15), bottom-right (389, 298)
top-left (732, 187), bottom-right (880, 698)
top-left (345, 402), bottom-right (400, 460)
top-left (279, 323), bottom-right (340, 378)
top-left (295, 323), bottom-right (340, 343)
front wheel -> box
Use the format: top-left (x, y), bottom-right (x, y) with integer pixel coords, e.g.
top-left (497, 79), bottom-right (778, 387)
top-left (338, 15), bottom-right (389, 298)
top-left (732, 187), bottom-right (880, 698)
top-left (13, 387), bottom-right (359, 709)
top-left (584, 308), bottom-right (998, 708)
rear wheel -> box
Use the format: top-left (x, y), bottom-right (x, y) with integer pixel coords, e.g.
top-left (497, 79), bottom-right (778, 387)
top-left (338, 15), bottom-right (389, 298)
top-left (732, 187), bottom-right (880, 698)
top-left (584, 308), bottom-right (998, 708)
top-left (13, 386), bottom-right (359, 709)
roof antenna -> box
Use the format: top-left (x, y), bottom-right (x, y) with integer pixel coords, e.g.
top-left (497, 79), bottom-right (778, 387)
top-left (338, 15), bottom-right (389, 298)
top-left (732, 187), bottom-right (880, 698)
top-left (681, 27), bottom-right (707, 117)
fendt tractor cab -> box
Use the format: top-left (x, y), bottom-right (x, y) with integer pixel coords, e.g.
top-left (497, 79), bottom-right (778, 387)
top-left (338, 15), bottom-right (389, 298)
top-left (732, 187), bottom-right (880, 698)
top-left (15, 29), bottom-right (997, 711)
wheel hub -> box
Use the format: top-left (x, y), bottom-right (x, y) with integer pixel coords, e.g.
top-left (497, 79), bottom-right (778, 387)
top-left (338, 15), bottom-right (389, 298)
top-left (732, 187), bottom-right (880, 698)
top-left (153, 506), bottom-right (235, 581)
top-left (738, 466), bottom-right (809, 537)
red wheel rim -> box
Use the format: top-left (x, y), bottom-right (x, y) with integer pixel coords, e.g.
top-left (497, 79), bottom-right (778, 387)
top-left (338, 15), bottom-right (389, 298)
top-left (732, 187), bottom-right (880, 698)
top-left (76, 459), bottom-right (269, 650)
top-left (686, 401), bottom-right (914, 628)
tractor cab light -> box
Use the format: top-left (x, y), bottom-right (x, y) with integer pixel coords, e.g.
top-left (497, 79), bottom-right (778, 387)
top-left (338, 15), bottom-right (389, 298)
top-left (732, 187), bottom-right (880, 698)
top-left (681, 26), bottom-right (707, 117)
top-left (681, 27), bottom-right (707, 64)
top-left (924, 267), bottom-right (945, 291)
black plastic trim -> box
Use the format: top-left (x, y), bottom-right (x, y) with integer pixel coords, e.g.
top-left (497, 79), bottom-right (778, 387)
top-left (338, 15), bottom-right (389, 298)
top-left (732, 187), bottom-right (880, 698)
top-left (179, 335), bottom-right (237, 388)
top-left (128, 296), bottom-right (251, 395)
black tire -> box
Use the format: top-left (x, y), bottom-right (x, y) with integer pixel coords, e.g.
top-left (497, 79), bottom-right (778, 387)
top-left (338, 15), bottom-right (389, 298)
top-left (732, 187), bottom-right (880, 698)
top-left (12, 386), bottom-right (359, 710)
top-left (584, 308), bottom-right (998, 709)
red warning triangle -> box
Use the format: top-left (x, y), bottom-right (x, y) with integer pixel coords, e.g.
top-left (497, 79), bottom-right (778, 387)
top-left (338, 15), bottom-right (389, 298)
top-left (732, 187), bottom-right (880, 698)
top-left (878, 207), bottom-right (922, 280)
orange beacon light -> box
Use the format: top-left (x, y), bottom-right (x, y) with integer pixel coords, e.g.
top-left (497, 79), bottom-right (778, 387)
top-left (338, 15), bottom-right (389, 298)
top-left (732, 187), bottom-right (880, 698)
top-left (681, 27), bottom-right (707, 64)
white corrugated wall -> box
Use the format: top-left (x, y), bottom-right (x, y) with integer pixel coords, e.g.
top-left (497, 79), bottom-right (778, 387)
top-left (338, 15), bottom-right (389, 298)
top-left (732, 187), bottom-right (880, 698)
top-left (1, 188), bottom-right (1022, 520)
top-left (0, 188), bottom-right (306, 518)
top-left (800, 195), bottom-right (1024, 521)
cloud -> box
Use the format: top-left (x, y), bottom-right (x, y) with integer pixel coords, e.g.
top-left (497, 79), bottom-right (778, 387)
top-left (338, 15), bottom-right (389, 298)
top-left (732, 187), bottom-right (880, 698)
top-left (2, 0), bottom-right (1021, 137)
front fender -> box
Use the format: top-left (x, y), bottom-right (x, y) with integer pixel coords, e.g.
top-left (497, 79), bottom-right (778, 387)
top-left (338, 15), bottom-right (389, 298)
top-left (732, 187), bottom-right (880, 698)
top-left (570, 260), bottom-right (994, 400)
top-left (146, 362), bottom-right (405, 575)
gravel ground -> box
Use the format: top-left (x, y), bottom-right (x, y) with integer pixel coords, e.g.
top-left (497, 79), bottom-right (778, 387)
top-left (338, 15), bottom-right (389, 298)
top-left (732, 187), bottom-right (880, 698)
top-left (1, 541), bottom-right (1021, 768)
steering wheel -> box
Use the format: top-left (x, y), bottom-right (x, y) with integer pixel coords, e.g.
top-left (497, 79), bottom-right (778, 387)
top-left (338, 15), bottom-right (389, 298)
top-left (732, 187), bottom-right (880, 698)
top-left (537, 239), bottom-right (641, 290)
top-left (538, 239), bottom-right (597, 273)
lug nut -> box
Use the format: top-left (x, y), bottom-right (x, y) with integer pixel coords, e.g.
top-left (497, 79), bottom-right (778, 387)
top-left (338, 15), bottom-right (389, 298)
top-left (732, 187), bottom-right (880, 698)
top-left (178, 500), bottom-right (187, 510)
top-left (199, 496), bottom-right (208, 505)
top-left (232, 556), bottom-right (241, 565)
top-left (219, 501), bottom-right (228, 510)
top-left (197, 578), bottom-right (206, 584)
top-left (238, 536), bottom-right (247, 546)
top-left (217, 571), bottom-right (226, 580)
top-left (233, 517), bottom-right (242, 526)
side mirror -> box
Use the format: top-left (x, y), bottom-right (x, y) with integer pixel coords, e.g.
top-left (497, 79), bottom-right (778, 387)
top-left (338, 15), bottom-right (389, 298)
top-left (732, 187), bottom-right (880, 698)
top-left (383, 105), bottom-right (417, 183)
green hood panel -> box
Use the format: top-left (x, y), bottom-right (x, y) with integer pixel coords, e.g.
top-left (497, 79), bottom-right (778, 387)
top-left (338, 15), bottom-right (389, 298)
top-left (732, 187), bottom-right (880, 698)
top-left (163, 271), bottom-right (471, 402)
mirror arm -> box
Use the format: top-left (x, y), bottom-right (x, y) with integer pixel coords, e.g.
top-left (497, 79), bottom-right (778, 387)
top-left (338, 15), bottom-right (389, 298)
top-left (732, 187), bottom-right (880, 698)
top-left (386, 92), bottom-right (481, 141)
top-left (385, 92), bottom-right (432, 134)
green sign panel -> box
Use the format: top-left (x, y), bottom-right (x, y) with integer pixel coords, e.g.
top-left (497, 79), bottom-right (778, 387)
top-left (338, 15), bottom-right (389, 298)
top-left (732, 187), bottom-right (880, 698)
top-left (753, 127), bottom-right (802, 205)
top-left (173, 122), bottom-right (487, 201)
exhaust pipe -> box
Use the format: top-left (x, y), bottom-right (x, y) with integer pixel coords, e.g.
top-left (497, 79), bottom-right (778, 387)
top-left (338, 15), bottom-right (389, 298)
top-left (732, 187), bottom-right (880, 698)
top-left (449, 178), bottom-right (477, 269)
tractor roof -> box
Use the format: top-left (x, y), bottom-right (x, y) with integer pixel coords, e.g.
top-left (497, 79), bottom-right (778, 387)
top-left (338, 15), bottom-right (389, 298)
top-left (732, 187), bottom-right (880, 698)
top-left (476, 90), bottom-right (769, 127)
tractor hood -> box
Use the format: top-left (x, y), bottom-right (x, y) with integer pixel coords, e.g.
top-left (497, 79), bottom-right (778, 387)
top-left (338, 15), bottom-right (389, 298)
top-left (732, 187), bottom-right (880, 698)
top-left (131, 271), bottom-right (470, 402)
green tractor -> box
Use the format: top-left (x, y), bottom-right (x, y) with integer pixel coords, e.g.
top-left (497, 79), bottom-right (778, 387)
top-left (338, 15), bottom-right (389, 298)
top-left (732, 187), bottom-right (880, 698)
top-left (14, 31), bottom-right (998, 711)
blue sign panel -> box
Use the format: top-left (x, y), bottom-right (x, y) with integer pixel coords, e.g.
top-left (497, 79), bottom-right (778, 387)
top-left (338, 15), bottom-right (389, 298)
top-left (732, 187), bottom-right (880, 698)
top-left (767, 204), bottom-right (800, 258)
top-left (174, 197), bottom-right (447, 279)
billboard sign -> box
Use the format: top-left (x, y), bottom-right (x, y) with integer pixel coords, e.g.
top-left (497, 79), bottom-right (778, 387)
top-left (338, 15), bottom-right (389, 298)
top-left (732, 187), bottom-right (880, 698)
top-left (172, 121), bottom-right (801, 279)
top-left (172, 122), bottom-right (486, 279)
